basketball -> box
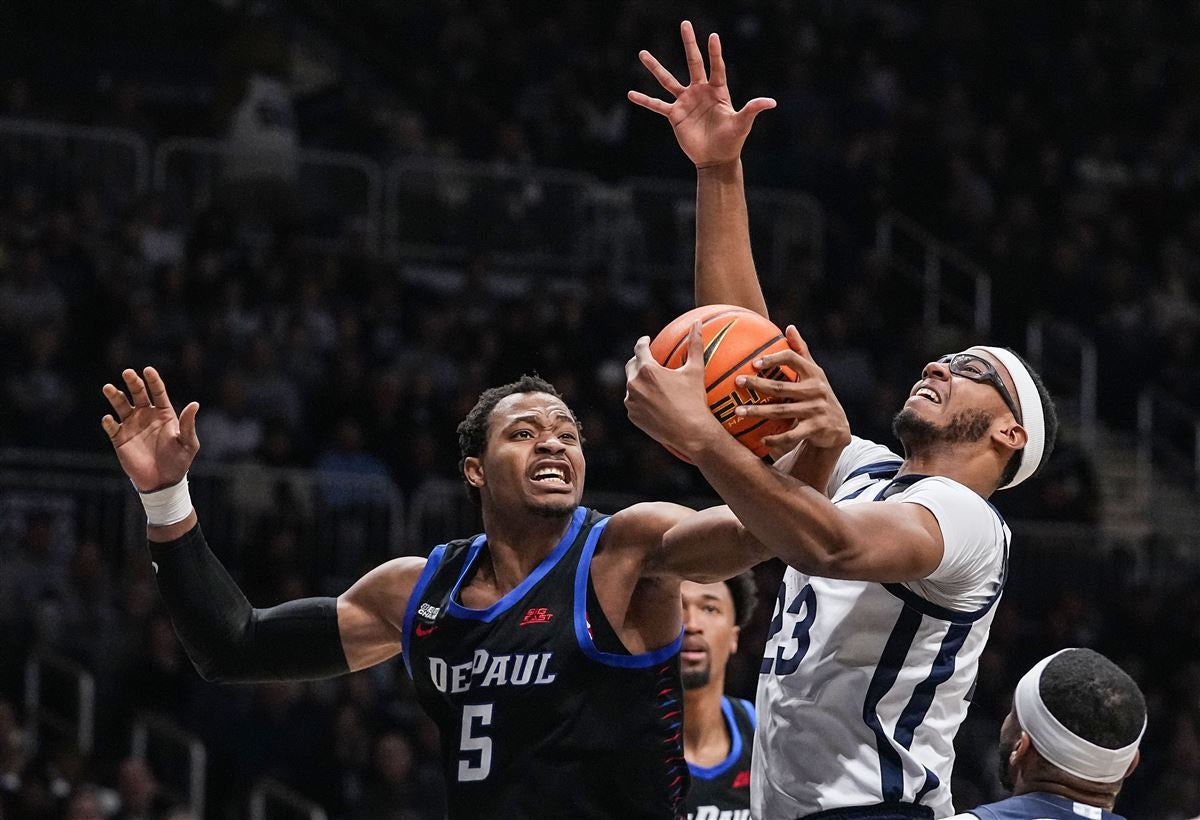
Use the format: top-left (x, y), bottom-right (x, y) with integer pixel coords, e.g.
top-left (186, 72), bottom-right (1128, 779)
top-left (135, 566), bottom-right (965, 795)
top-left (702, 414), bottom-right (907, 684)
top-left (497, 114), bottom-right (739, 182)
top-left (649, 304), bottom-right (798, 461)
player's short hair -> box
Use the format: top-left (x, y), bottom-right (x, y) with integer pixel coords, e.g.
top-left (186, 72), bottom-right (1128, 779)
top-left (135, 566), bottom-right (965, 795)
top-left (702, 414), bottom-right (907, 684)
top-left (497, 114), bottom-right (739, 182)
top-left (1038, 648), bottom-right (1146, 750)
top-left (456, 374), bottom-right (579, 503)
top-left (724, 571), bottom-right (759, 628)
top-left (999, 349), bottom-right (1059, 487)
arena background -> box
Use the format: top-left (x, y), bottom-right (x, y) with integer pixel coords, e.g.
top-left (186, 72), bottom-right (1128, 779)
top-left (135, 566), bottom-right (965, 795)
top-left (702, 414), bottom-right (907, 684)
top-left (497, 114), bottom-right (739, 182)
top-left (1, 1), bottom-right (1199, 817)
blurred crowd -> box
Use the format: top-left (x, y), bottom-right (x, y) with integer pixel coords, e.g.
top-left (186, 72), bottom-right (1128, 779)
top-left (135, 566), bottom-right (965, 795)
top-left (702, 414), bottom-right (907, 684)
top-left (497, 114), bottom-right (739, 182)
top-left (1, 0), bottom-right (1199, 817)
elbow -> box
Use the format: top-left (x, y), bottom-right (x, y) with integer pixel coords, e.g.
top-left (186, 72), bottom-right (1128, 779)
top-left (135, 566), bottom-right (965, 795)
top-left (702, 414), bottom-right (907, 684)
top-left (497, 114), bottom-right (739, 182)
top-left (787, 525), bottom-right (856, 579)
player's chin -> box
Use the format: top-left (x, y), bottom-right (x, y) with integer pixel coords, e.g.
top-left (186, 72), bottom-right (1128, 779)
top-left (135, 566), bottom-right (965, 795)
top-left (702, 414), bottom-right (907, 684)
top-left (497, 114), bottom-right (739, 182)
top-left (524, 495), bottom-right (580, 519)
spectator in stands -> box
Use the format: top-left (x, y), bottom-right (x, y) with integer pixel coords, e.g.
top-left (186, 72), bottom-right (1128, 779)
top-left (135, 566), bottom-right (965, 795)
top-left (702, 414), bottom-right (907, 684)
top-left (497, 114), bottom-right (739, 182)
top-left (113, 757), bottom-right (174, 820)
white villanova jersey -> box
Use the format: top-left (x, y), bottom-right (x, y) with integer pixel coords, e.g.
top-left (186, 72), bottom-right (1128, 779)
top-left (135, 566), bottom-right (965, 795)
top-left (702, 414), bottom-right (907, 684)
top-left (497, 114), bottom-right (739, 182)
top-left (754, 437), bottom-right (1011, 819)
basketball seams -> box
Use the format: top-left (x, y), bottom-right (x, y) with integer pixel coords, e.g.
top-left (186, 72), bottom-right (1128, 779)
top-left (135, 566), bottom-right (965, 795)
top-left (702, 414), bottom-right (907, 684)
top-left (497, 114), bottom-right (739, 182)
top-left (650, 304), bottom-right (798, 460)
top-left (704, 335), bottom-right (787, 392)
top-left (661, 307), bottom-right (750, 365)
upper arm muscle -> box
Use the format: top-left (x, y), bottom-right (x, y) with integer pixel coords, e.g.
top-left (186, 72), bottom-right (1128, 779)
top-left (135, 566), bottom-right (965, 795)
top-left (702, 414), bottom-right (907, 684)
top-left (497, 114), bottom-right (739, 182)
top-left (824, 502), bottom-right (944, 583)
top-left (337, 556), bottom-right (426, 671)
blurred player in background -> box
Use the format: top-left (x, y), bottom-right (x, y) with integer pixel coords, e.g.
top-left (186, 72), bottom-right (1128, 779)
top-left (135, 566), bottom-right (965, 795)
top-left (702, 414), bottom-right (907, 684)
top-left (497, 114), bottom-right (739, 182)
top-left (100, 368), bottom-right (777, 819)
top-left (681, 573), bottom-right (758, 820)
top-left (951, 649), bottom-right (1145, 820)
top-left (626, 22), bottom-right (1060, 819)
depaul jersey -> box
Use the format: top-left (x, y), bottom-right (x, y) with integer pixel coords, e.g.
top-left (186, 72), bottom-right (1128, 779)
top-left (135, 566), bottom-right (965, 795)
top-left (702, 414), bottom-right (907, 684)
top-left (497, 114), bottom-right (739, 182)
top-left (963, 792), bottom-right (1125, 820)
top-left (686, 696), bottom-right (755, 820)
top-left (402, 506), bottom-right (688, 819)
top-left (754, 438), bottom-right (1011, 819)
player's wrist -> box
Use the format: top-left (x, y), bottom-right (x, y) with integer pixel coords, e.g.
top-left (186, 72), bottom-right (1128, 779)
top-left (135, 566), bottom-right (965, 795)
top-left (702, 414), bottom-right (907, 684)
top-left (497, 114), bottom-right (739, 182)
top-left (137, 473), bottom-right (194, 526)
top-left (695, 158), bottom-right (742, 177)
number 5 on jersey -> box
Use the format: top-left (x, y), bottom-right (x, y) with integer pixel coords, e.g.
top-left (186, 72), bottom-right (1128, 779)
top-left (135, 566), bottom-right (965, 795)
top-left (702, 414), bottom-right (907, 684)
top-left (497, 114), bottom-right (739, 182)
top-left (761, 583), bottom-right (817, 676)
top-left (458, 703), bottom-right (494, 781)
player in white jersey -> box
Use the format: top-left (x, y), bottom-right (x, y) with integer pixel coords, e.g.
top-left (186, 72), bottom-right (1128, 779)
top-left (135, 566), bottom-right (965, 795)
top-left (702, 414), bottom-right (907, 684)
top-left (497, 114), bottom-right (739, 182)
top-left (624, 22), bottom-right (1060, 819)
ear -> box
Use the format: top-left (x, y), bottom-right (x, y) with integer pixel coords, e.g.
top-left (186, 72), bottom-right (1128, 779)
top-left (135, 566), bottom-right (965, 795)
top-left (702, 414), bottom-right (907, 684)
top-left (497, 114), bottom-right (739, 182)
top-left (463, 456), bottom-right (485, 490)
top-left (730, 624), bottom-right (740, 655)
top-left (993, 420), bottom-right (1028, 456)
top-left (1011, 730), bottom-right (1034, 770)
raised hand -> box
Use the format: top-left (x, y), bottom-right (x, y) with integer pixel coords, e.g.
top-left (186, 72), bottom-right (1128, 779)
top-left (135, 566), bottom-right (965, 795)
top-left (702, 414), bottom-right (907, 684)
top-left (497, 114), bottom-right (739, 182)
top-left (732, 326), bottom-right (851, 457)
top-left (102, 367), bottom-right (199, 492)
top-left (627, 20), bottom-right (776, 169)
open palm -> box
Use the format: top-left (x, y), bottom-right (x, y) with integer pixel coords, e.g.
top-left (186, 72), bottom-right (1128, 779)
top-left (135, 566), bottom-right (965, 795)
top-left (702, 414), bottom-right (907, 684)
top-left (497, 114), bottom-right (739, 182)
top-left (102, 367), bottom-right (200, 492)
top-left (628, 21), bottom-right (775, 168)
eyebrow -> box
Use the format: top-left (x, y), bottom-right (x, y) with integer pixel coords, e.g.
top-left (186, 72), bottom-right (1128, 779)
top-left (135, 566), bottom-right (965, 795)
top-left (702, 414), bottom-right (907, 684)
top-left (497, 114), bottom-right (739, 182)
top-left (505, 412), bottom-right (578, 428)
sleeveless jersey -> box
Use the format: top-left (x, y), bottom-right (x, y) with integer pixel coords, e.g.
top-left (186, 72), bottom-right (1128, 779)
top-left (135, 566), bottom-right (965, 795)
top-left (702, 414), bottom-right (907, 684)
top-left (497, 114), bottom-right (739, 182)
top-left (755, 438), bottom-right (1011, 819)
top-left (402, 506), bottom-right (688, 819)
top-left (686, 696), bottom-right (755, 820)
top-left (966, 792), bottom-right (1125, 820)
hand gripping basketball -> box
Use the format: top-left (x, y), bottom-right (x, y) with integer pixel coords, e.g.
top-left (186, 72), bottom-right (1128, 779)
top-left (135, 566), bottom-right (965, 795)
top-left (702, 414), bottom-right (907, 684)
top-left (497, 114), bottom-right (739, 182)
top-left (646, 305), bottom-right (799, 461)
top-left (732, 326), bottom-right (851, 457)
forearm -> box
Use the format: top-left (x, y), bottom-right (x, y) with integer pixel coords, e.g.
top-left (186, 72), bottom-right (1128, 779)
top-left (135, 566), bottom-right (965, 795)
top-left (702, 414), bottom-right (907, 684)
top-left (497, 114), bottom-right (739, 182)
top-left (695, 161), bottom-right (769, 316)
top-left (149, 524), bottom-right (349, 683)
top-left (690, 430), bottom-right (852, 575)
top-left (660, 505), bottom-right (771, 583)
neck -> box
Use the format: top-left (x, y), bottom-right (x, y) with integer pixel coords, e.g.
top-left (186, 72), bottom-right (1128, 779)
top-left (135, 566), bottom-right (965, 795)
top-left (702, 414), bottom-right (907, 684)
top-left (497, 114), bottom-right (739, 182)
top-left (683, 684), bottom-right (730, 768)
top-left (1017, 773), bottom-right (1121, 812)
top-left (478, 504), bottom-right (575, 592)
top-left (896, 444), bottom-right (999, 497)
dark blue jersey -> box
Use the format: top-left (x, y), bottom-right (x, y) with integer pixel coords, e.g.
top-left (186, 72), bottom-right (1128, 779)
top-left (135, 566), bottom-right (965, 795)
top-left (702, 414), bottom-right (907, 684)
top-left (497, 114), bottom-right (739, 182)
top-left (402, 506), bottom-right (688, 819)
top-left (970, 792), bottom-right (1125, 820)
top-left (685, 696), bottom-right (755, 820)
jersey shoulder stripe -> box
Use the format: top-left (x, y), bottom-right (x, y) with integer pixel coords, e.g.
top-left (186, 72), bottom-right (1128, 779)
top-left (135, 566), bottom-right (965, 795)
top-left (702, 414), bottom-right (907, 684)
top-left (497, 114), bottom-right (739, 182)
top-left (571, 515), bottom-right (683, 668)
top-left (401, 542), bottom-right (448, 677)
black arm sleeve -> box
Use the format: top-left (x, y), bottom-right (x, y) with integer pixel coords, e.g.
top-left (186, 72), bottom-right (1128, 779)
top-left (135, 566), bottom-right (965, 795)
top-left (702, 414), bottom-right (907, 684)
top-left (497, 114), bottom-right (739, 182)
top-left (148, 524), bottom-right (350, 683)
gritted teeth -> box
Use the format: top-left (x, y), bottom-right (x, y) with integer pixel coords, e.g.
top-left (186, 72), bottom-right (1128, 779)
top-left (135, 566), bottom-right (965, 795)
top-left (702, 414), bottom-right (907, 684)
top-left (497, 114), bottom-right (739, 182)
top-left (532, 464), bottom-right (568, 483)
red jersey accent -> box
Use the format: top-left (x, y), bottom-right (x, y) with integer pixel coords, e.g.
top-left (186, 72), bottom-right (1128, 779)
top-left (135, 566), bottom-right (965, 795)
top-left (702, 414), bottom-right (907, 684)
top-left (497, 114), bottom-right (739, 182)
top-left (520, 607), bottom-right (554, 626)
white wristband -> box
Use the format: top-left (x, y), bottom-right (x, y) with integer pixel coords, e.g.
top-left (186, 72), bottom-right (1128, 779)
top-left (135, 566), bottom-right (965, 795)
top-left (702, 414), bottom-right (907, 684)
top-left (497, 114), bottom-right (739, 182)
top-left (137, 475), bottom-right (194, 527)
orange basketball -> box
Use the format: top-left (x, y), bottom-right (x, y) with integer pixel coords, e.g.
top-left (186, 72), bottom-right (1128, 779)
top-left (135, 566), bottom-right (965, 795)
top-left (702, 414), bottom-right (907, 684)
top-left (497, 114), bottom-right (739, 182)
top-left (649, 304), bottom-right (798, 461)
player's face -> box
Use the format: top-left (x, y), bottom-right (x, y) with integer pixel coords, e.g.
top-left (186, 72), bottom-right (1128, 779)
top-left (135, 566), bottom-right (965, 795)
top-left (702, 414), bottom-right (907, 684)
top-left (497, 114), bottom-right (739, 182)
top-left (477, 392), bottom-right (585, 518)
top-left (680, 580), bottom-right (740, 691)
top-left (893, 349), bottom-right (1019, 452)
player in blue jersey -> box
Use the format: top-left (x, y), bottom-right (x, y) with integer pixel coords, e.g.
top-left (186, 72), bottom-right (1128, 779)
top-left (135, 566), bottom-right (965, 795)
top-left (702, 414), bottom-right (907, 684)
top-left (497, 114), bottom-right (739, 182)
top-left (950, 649), bottom-right (1145, 820)
top-left (626, 21), bottom-right (1060, 819)
top-left (681, 573), bottom-right (758, 820)
top-left (100, 368), bottom-right (783, 819)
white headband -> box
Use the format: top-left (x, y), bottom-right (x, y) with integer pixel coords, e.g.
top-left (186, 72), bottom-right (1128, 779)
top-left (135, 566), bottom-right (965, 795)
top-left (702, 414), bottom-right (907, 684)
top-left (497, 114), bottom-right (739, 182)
top-left (1013, 649), bottom-right (1145, 784)
top-left (967, 346), bottom-right (1046, 489)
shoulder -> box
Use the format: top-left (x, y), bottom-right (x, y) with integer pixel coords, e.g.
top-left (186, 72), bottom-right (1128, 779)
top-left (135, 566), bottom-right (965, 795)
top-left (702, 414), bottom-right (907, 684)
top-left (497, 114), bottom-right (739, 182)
top-left (602, 502), bottom-right (694, 557)
top-left (347, 555), bottom-right (429, 597)
top-left (827, 436), bottom-right (903, 495)
top-left (897, 477), bottom-right (1003, 533)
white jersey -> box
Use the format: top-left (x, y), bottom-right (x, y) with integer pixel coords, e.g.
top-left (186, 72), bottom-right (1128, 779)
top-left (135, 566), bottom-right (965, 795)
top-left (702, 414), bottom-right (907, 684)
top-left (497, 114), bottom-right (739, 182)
top-left (753, 437), bottom-right (1010, 819)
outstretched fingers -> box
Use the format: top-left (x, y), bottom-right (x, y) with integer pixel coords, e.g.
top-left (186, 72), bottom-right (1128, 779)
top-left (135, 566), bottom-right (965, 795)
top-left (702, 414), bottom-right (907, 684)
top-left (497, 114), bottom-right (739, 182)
top-left (627, 90), bottom-right (673, 116)
top-left (100, 414), bottom-right (120, 439)
top-left (178, 401), bottom-right (201, 450)
top-left (102, 382), bottom-right (135, 420)
top-left (736, 96), bottom-right (778, 126)
top-left (143, 366), bottom-right (174, 412)
top-left (707, 32), bottom-right (726, 87)
top-left (638, 50), bottom-right (686, 96)
top-left (680, 20), bottom-right (707, 85)
top-left (122, 368), bottom-right (151, 408)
